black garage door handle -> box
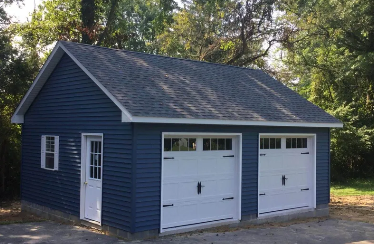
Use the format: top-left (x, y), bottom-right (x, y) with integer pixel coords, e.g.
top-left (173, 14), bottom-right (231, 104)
top-left (163, 204), bottom-right (174, 207)
top-left (222, 197), bottom-right (234, 200)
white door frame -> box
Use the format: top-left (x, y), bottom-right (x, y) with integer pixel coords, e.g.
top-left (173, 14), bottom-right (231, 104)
top-left (257, 133), bottom-right (317, 218)
top-left (160, 132), bottom-right (242, 233)
top-left (80, 133), bottom-right (104, 225)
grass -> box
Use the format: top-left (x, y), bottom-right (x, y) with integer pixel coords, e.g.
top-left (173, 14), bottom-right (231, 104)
top-left (331, 178), bottom-right (374, 196)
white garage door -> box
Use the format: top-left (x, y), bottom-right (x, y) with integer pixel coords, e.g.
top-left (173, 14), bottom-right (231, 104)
top-left (161, 135), bottom-right (240, 231)
top-left (258, 136), bottom-right (314, 215)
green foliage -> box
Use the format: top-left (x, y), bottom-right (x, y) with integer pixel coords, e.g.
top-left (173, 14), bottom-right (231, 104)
top-left (279, 0), bottom-right (374, 181)
top-left (154, 0), bottom-right (281, 67)
top-left (0, 0), bottom-right (40, 199)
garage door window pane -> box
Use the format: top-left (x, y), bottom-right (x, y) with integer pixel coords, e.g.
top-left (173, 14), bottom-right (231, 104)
top-left (260, 138), bottom-right (264, 149)
top-left (264, 138), bottom-right (269, 149)
top-left (180, 138), bottom-right (189, 151)
top-left (164, 138), bottom-right (171, 151)
top-left (189, 138), bottom-right (196, 151)
top-left (270, 138), bottom-right (276, 149)
top-left (218, 139), bottom-right (225, 150)
top-left (172, 138), bottom-right (180, 151)
top-left (211, 138), bottom-right (218, 150)
top-left (276, 138), bottom-right (281, 149)
top-left (286, 138), bottom-right (308, 149)
top-left (226, 139), bottom-right (232, 150)
top-left (203, 139), bottom-right (210, 150)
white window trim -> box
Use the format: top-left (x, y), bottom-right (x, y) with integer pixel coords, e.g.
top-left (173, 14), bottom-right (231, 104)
top-left (41, 135), bottom-right (59, 171)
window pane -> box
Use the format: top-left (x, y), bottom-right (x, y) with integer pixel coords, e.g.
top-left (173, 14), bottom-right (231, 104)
top-left (98, 142), bottom-right (101, 154)
top-left (226, 139), bottom-right (232, 150)
top-left (264, 138), bottom-right (269, 149)
top-left (276, 138), bottom-right (281, 149)
top-left (164, 138), bottom-right (171, 151)
top-left (98, 167), bottom-right (101, 179)
top-left (286, 138), bottom-right (291, 148)
top-left (97, 154), bottom-right (101, 167)
top-left (292, 138), bottom-right (297, 148)
top-left (94, 166), bottom-right (98, 178)
top-left (297, 138), bottom-right (303, 148)
top-left (303, 138), bottom-right (308, 148)
top-left (211, 138), bottom-right (218, 150)
top-left (46, 136), bottom-right (55, 152)
top-left (203, 139), bottom-right (210, 151)
top-left (45, 152), bottom-right (54, 169)
top-left (180, 138), bottom-right (188, 151)
top-left (270, 138), bottom-right (276, 149)
top-left (218, 139), bottom-right (225, 150)
top-left (90, 165), bottom-right (94, 178)
top-left (260, 138), bottom-right (264, 149)
top-left (189, 138), bottom-right (196, 151)
top-left (172, 138), bottom-right (180, 151)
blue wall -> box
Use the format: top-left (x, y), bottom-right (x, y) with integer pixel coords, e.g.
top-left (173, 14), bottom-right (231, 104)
top-left (132, 123), bottom-right (330, 232)
top-left (22, 54), bottom-right (133, 231)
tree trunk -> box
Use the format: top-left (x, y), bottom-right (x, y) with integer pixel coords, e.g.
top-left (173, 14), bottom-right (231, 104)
top-left (0, 139), bottom-right (7, 194)
top-left (81, 0), bottom-right (96, 44)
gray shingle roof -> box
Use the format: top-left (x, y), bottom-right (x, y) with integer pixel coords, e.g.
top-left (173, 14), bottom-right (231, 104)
top-left (60, 41), bottom-right (340, 124)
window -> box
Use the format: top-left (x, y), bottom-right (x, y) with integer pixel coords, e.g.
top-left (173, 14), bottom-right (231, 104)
top-left (203, 138), bottom-right (232, 151)
top-left (90, 140), bottom-right (102, 179)
top-left (286, 138), bottom-right (307, 149)
top-left (164, 138), bottom-right (196, 151)
top-left (41, 135), bottom-right (59, 170)
top-left (260, 138), bottom-right (281, 149)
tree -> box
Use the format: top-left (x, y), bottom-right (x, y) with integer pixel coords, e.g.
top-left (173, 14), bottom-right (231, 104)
top-left (278, 0), bottom-right (374, 181)
top-left (155, 0), bottom-right (282, 68)
top-left (0, 0), bottom-right (40, 198)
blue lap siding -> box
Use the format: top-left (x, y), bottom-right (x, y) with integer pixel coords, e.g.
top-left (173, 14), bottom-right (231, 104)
top-left (132, 123), bottom-right (330, 232)
top-left (21, 54), bottom-right (133, 231)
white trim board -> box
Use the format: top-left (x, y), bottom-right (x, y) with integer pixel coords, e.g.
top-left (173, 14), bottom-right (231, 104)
top-left (160, 132), bottom-right (242, 233)
top-left (128, 116), bottom-right (343, 128)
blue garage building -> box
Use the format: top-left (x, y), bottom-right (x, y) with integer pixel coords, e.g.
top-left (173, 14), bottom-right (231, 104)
top-left (12, 41), bottom-right (342, 239)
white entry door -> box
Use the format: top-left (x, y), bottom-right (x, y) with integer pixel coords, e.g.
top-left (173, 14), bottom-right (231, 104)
top-left (83, 136), bottom-right (103, 223)
top-left (161, 135), bottom-right (240, 231)
top-left (258, 136), bottom-right (314, 215)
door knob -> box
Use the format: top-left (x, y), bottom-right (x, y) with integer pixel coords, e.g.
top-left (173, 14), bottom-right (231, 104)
top-left (84, 182), bottom-right (88, 185)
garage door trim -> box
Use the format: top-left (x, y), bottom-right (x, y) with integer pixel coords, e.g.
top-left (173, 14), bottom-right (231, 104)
top-left (257, 133), bottom-right (317, 218)
top-left (160, 132), bottom-right (242, 233)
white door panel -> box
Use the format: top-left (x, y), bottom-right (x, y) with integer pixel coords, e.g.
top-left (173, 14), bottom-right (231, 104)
top-left (162, 136), bottom-right (239, 230)
top-left (84, 136), bottom-right (103, 223)
top-left (259, 136), bottom-right (314, 215)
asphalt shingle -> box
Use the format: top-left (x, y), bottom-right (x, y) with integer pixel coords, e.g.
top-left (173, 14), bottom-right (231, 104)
top-left (60, 41), bottom-right (340, 124)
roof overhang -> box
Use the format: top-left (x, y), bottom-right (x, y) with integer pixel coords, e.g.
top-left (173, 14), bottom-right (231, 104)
top-left (124, 114), bottom-right (343, 128)
top-left (11, 42), bottom-right (133, 124)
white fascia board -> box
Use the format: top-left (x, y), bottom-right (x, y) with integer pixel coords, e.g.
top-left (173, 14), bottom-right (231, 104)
top-left (129, 116), bottom-right (343, 128)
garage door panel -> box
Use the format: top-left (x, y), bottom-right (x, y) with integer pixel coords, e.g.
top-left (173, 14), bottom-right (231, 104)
top-left (259, 136), bottom-right (314, 215)
top-left (162, 135), bottom-right (239, 231)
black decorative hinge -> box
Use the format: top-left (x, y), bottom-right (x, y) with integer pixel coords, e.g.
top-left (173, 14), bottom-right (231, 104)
top-left (301, 152), bottom-right (309, 154)
top-left (301, 188), bottom-right (310, 191)
top-left (163, 157), bottom-right (174, 159)
top-left (260, 154), bottom-right (266, 156)
top-left (223, 155), bottom-right (234, 158)
top-left (259, 193), bottom-right (266, 196)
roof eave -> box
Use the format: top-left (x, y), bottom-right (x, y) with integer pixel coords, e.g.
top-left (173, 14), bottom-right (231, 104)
top-left (127, 116), bottom-right (343, 128)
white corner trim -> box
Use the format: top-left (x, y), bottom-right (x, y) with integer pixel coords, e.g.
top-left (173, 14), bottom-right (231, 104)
top-left (131, 116), bottom-right (343, 128)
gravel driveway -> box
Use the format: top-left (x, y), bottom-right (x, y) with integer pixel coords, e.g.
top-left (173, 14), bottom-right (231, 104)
top-left (0, 219), bottom-right (374, 244)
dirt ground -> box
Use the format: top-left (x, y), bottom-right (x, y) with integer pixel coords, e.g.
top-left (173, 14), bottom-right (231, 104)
top-left (330, 194), bottom-right (374, 224)
top-left (0, 200), bottom-right (43, 224)
top-left (1, 196), bottom-right (374, 226)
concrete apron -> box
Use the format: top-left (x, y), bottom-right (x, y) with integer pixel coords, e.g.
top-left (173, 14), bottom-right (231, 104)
top-left (21, 200), bottom-right (329, 240)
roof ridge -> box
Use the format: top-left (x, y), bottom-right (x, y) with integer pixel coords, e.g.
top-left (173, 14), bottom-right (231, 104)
top-left (59, 40), bottom-right (257, 72)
